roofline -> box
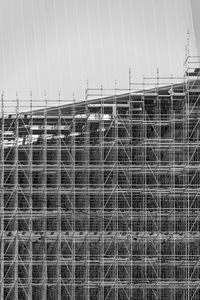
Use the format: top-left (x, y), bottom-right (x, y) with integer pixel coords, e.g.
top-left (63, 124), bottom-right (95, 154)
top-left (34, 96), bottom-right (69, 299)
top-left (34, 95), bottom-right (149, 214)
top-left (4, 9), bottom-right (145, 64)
top-left (20, 81), bottom-right (186, 116)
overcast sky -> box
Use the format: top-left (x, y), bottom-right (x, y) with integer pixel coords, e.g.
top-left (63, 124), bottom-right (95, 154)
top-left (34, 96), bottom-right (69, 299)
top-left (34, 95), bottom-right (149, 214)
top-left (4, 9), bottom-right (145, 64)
top-left (0, 0), bottom-right (196, 103)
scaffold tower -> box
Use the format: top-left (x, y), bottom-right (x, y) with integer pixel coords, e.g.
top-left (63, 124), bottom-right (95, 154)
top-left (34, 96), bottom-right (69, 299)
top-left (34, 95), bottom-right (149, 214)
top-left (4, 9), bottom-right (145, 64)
top-left (1, 56), bottom-right (200, 299)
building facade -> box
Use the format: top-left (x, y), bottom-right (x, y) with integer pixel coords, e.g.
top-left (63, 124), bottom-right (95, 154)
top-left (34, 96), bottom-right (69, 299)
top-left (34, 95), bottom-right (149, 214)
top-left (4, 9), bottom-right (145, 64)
top-left (1, 57), bottom-right (200, 299)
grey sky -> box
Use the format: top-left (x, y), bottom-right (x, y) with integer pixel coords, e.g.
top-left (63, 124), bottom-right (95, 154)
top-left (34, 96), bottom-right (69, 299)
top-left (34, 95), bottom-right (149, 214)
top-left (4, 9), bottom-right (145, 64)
top-left (0, 0), bottom-right (196, 102)
top-left (190, 0), bottom-right (200, 56)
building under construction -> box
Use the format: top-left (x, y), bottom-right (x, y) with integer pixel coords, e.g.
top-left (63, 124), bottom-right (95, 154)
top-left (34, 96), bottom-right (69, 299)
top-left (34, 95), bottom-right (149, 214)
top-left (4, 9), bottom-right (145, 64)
top-left (1, 56), bottom-right (200, 300)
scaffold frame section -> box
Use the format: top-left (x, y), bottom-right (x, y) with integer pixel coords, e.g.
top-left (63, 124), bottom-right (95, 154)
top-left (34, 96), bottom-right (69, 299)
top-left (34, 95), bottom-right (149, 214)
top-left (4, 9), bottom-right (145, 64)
top-left (1, 57), bottom-right (200, 299)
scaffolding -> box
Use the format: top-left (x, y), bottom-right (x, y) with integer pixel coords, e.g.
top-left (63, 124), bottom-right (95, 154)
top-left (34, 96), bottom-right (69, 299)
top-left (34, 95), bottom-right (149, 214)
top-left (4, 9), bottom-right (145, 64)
top-left (1, 56), bottom-right (200, 299)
